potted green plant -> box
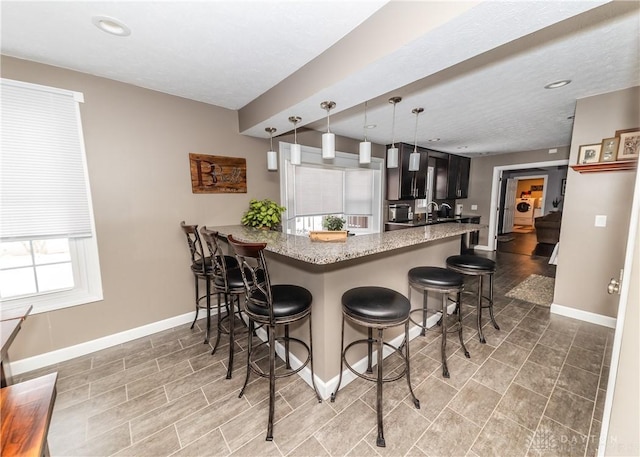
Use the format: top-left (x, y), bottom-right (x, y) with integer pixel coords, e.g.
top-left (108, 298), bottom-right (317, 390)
top-left (323, 215), bottom-right (346, 231)
top-left (552, 197), bottom-right (562, 211)
top-left (241, 198), bottom-right (286, 230)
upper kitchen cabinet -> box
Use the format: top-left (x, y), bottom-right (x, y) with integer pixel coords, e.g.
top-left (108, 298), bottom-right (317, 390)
top-left (386, 143), bottom-right (428, 200)
top-left (447, 154), bottom-right (470, 199)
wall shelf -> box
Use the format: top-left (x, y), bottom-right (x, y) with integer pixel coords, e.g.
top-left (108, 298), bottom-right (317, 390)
top-left (571, 160), bottom-right (637, 173)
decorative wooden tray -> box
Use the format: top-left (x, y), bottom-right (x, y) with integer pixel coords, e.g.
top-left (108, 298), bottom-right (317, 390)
top-left (309, 231), bottom-right (348, 242)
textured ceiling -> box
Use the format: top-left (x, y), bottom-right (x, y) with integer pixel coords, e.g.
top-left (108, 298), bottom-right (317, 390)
top-left (2, 1), bottom-right (639, 156)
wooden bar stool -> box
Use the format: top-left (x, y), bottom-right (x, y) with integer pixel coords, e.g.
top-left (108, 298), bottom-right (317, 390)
top-left (408, 266), bottom-right (468, 378)
top-left (446, 255), bottom-right (500, 344)
top-left (331, 286), bottom-right (420, 448)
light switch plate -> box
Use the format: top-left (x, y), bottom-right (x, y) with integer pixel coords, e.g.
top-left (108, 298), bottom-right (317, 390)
top-left (471, 204), bottom-right (478, 210)
top-left (595, 215), bottom-right (607, 227)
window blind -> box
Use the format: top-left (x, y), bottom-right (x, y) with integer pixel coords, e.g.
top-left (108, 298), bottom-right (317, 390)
top-left (293, 166), bottom-right (343, 216)
top-left (1, 79), bottom-right (93, 241)
top-left (344, 169), bottom-right (373, 215)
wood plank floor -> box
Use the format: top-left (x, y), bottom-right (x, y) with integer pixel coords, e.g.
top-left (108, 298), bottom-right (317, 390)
top-left (18, 251), bottom-right (613, 457)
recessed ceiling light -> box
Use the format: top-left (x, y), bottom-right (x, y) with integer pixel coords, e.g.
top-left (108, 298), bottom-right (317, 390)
top-left (365, 124), bottom-right (376, 129)
top-left (457, 146), bottom-right (468, 149)
top-left (428, 138), bottom-right (440, 142)
top-left (92, 16), bottom-right (131, 36)
top-left (544, 80), bottom-right (571, 89)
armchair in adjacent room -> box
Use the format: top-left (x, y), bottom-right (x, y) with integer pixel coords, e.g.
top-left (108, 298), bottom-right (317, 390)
top-left (534, 211), bottom-right (562, 244)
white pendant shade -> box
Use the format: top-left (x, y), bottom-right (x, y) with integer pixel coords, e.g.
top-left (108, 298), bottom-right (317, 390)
top-left (359, 141), bottom-right (371, 164)
top-left (267, 149), bottom-right (278, 170)
top-left (290, 143), bottom-right (301, 165)
top-left (387, 146), bottom-right (398, 168)
top-left (265, 126), bottom-right (278, 171)
top-left (408, 151), bottom-right (420, 171)
top-left (322, 132), bottom-right (335, 159)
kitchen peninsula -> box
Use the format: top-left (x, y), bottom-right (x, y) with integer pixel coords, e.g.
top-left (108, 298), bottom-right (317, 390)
top-left (209, 222), bottom-right (483, 397)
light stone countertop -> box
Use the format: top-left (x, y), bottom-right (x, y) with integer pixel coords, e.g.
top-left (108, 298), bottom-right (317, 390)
top-left (208, 223), bottom-right (484, 266)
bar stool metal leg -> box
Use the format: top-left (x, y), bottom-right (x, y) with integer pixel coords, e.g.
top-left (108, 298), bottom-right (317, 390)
top-left (457, 292), bottom-right (470, 356)
top-left (488, 274), bottom-right (500, 330)
top-left (477, 275), bottom-right (486, 344)
top-left (330, 316), bottom-right (346, 402)
top-left (376, 328), bottom-right (385, 447)
top-left (441, 292), bottom-right (449, 378)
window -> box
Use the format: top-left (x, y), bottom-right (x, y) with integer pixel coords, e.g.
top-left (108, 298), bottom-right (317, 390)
top-left (0, 79), bottom-right (102, 313)
top-left (279, 143), bottom-right (383, 235)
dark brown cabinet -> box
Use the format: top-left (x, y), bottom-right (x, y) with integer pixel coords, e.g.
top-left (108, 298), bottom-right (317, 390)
top-left (448, 154), bottom-right (470, 199)
top-left (386, 143), bottom-right (428, 200)
top-left (386, 145), bottom-right (471, 201)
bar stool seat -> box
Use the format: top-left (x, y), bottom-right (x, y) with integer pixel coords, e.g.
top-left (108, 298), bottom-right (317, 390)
top-left (332, 286), bottom-right (420, 448)
top-left (408, 267), bottom-right (468, 378)
top-left (446, 255), bottom-right (500, 344)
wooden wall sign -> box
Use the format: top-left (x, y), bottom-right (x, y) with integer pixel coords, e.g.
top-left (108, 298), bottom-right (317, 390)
top-left (189, 153), bottom-right (247, 194)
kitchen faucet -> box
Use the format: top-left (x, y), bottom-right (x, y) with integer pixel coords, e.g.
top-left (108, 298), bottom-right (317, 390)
top-left (426, 201), bottom-right (439, 220)
top-left (440, 202), bottom-right (452, 218)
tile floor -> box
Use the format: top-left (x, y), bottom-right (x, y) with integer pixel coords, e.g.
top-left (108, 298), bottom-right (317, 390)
top-left (19, 251), bottom-right (614, 457)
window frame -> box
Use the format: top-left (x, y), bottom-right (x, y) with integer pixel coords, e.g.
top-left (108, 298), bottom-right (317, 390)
top-left (0, 79), bottom-right (103, 315)
top-left (278, 142), bottom-right (383, 235)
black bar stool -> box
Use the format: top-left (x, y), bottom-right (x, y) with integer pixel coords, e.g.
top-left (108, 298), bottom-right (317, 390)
top-left (227, 235), bottom-right (321, 441)
top-left (200, 228), bottom-right (250, 379)
top-left (408, 267), bottom-right (468, 378)
top-left (446, 255), bottom-right (500, 344)
top-left (331, 286), bottom-right (420, 448)
top-left (180, 221), bottom-right (216, 343)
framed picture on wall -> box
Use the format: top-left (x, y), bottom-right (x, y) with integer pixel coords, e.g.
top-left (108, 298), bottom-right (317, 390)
top-left (615, 129), bottom-right (640, 160)
top-left (577, 143), bottom-right (602, 164)
top-left (600, 137), bottom-right (619, 162)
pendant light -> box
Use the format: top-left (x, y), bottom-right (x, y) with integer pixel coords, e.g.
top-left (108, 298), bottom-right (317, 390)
top-left (387, 96), bottom-right (401, 168)
top-left (288, 116), bottom-right (301, 165)
top-left (265, 127), bottom-right (277, 171)
top-left (359, 101), bottom-right (371, 164)
top-left (409, 107), bottom-right (424, 171)
top-left (321, 101), bottom-right (336, 159)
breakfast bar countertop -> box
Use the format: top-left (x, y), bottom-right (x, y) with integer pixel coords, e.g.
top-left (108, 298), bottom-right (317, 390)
top-left (209, 223), bottom-right (484, 266)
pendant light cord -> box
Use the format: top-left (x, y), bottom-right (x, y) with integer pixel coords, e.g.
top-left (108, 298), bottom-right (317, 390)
top-left (391, 102), bottom-right (396, 147)
top-left (413, 110), bottom-right (419, 153)
top-left (363, 101), bottom-right (368, 141)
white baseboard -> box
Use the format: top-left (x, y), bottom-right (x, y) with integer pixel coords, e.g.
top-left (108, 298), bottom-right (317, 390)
top-left (11, 300), bottom-right (455, 396)
top-left (550, 303), bottom-right (617, 329)
top-left (10, 309), bottom-right (215, 375)
top-left (473, 244), bottom-right (493, 252)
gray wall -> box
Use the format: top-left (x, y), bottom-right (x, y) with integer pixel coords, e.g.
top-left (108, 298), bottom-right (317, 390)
top-left (2, 56), bottom-right (281, 360)
top-left (555, 86), bottom-right (639, 318)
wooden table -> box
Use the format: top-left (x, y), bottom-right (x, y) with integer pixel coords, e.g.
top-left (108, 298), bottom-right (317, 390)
top-left (1, 372), bottom-right (58, 457)
top-left (0, 305), bottom-right (32, 387)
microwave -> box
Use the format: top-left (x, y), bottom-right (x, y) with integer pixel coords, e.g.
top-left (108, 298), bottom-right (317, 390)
top-left (389, 204), bottom-right (410, 222)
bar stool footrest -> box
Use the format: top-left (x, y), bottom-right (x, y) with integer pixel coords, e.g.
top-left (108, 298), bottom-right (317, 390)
top-left (341, 339), bottom-right (407, 384)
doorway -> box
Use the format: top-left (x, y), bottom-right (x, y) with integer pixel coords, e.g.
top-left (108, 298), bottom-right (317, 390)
top-left (488, 160), bottom-right (569, 258)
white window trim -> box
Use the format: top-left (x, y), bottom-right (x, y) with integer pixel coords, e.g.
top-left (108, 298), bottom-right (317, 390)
top-left (1, 236), bottom-right (103, 315)
top-left (0, 79), bottom-right (103, 314)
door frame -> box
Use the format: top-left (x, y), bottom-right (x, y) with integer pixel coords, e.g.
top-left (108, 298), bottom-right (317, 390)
top-left (599, 166), bottom-right (640, 455)
top-left (487, 159), bottom-right (569, 251)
